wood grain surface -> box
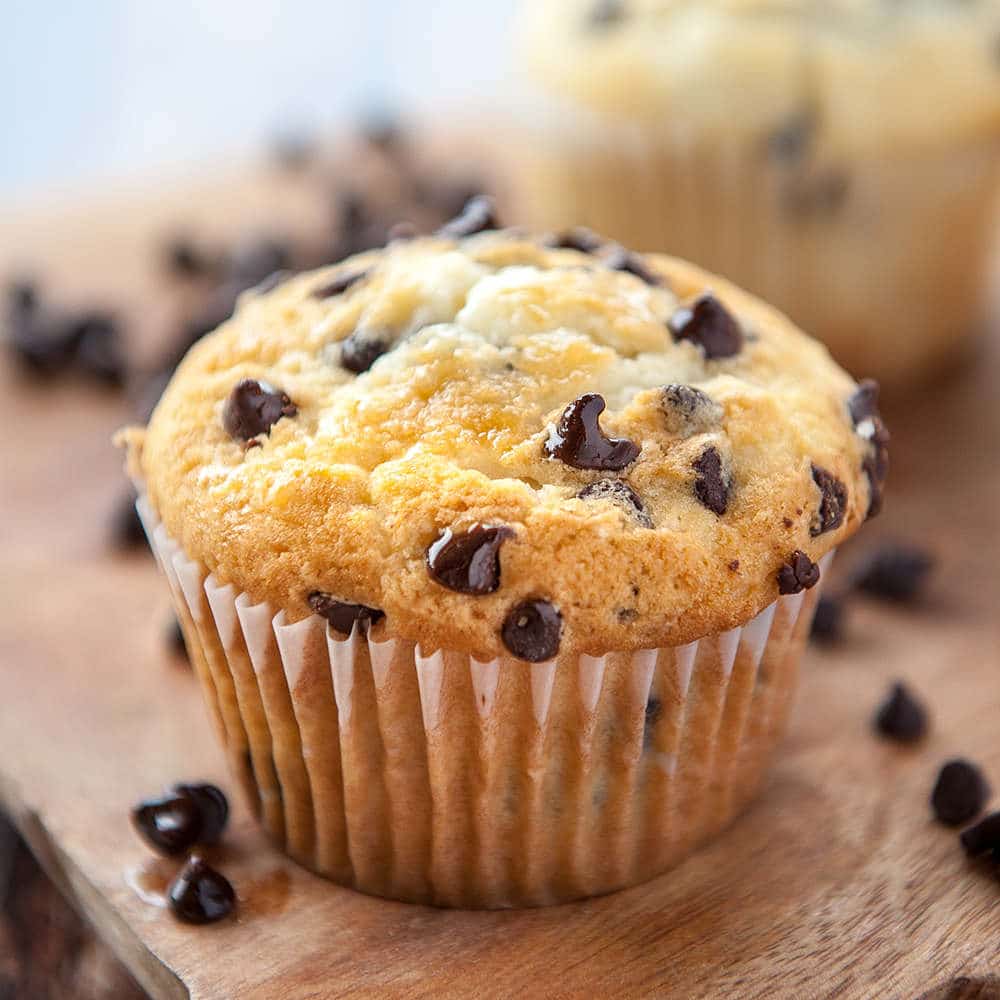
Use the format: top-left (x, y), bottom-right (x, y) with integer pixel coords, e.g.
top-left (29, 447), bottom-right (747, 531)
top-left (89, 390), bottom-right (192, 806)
top-left (0, 158), bottom-right (998, 1000)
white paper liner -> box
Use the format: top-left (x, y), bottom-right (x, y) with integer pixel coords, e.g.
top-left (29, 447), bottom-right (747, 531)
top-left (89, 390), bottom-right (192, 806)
top-left (138, 494), bottom-right (832, 909)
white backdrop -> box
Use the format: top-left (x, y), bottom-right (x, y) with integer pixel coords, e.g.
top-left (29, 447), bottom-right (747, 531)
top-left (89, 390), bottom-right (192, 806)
top-left (0, 1), bottom-right (515, 196)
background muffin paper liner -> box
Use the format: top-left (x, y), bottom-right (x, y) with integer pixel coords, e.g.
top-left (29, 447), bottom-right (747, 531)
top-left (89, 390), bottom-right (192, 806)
top-left (516, 108), bottom-right (1000, 388)
top-left (138, 491), bottom-right (832, 909)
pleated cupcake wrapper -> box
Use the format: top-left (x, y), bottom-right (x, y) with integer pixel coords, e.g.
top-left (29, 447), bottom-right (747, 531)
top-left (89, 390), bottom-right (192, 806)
top-left (138, 492), bottom-right (831, 908)
top-left (518, 106), bottom-right (1000, 383)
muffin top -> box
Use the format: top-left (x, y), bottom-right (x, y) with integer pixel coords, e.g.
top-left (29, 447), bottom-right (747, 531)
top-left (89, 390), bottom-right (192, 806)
top-left (518, 0), bottom-right (1000, 154)
top-left (126, 210), bottom-right (884, 660)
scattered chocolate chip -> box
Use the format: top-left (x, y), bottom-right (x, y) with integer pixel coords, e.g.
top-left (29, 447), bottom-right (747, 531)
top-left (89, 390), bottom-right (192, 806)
top-left (167, 856), bottom-right (235, 925)
top-left (777, 550), bottom-right (821, 595)
top-left (660, 384), bottom-right (722, 435)
top-left (168, 617), bottom-right (189, 663)
top-left (692, 446), bottom-right (731, 516)
top-left (110, 488), bottom-right (147, 551)
top-left (588, 0), bottom-right (625, 28)
top-left (784, 169), bottom-right (851, 219)
top-left (932, 760), bottom-right (990, 827)
top-left (643, 696), bottom-right (661, 748)
top-left (436, 195), bottom-right (500, 239)
top-left (577, 478), bottom-right (653, 528)
top-left (545, 393), bottom-right (640, 471)
top-left (853, 545), bottom-right (934, 603)
top-left (171, 783), bottom-right (228, 844)
top-left (73, 312), bottom-right (127, 386)
top-left (222, 378), bottom-right (297, 442)
top-left (501, 599), bottom-right (562, 662)
top-left (313, 267), bottom-right (370, 299)
top-left (766, 109), bottom-right (818, 162)
top-left (960, 812), bottom-right (1000, 858)
top-left (668, 294), bottom-right (743, 360)
top-left (426, 524), bottom-right (513, 595)
top-left (873, 681), bottom-right (928, 743)
top-left (603, 245), bottom-right (661, 286)
top-left (809, 593), bottom-right (845, 643)
top-left (340, 329), bottom-right (391, 373)
top-left (848, 379), bottom-right (881, 426)
top-left (131, 794), bottom-right (203, 856)
top-left (307, 592), bottom-right (384, 635)
top-left (810, 464), bottom-right (847, 536)
top-left (548, 227), bottom-right (604, 253)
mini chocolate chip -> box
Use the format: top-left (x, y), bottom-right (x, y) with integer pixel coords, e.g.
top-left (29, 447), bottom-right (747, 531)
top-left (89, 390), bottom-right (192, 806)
top-left (777, 550), bottom-right (821, 595)
top-left (501, 599), bottom-right (562, 662)
top-left (932, 760), bottom-right (990, 827)
top-left (588, 0), bottom-right (625, 28)
top-left (766, 109), bottom-right (817, 162)
top-left (436, 195), bottom-right (500, 239)
top-left (853, 545), bottom-right (934, 603)
top-left (426, 524), bottom-right (513, 595)
top-left (783, 169), bottom-right (851, 219)
top-left (172, 783), bottom-right (228, 844)
top-left (110, 488), bottom-right (147, 551)
top-left (307, 591), bottom-right (384, 635)
top-left (168, 856), bottom-right (236, 925)
top-left (809, 593), bottom-right (845, 643)
top-left (603, 245), bottom-right (661, 286)
top-left (660, 384), bottom-right (722, 434)
top-left (693, 447), bottom-right (731, 516)
top-left (848, 379), bottom-right (881, 426)
top-left (545, 393), bottom-right (640, 471)
top-left (669, 295), bottom-right (743, 360)
top-left (340, 330), bottom-right (391, 374)
top-left (643, 696), bottom-right (662, 748)
top-left (873, 681), bottom-right (928, 743)
top-left (314, 267), bottom-right (370, 299)
top-left (548, 227), bottom-right (605, 253)
top-left (222, 378), bottom-right (297, 442)
top-left (131, 794), bottom-right (202, 856)
top-left (577, 478), bottom-right (653, 528)
top-left (810, 464), bottom-right (847, 536)
top-left (960, 812), bottom-right (1000, 857)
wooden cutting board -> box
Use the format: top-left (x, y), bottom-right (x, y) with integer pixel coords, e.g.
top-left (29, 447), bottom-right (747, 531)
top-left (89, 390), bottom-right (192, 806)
top-left (1, 154), bottom-right (999, 1000)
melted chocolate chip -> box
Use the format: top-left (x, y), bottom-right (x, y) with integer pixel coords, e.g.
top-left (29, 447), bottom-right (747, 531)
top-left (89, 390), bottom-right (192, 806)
top-left (313, 267), bottom-right (370, 299)
top-left (577, 478), bottom-right (653, 528)
top-left (810, 464), bottom-right (847, 536)
top-left (692, 447), bottom-right (731, 516)
top-left (809, 593), bottom-right (845, 643)
top-left (777, 550), bottom-right (821, 595)
top-left (668, 295), bottom-right (743, 360)
top-left (168, 856), bottom-right (236, 925)
top-left (545, 393), bottom-right (640, 471)
top-left (588, 0), bottom-right (625, 28)
top-left (308, 592), bottom-right (384, 635)
top-left (340, 329), bottom-right (391, 373)
top-left (848, 379), bottom-right (881, 426)
top-left (436, 195), bottom-right (500, 239)
top-left (603, 245), bottom-right (662, 286)
top-left (873, 681), bottom-right (928, 743)
top-left (131, 794), bottom-right (202, 856)
top-left (426, 524), bottom-right (513, 595)
top-left (853, 545), bottom-right (934, 603)
top-left (960, 812), bottom-right (1000, 858)
top-left (501, 600), bottom-right (562, 662)
top-left (932, 760), bottom-right (990, 827)
top-left (222, 378), bottom-right (297, 442)
top-left (171, 783), bottom-right (228, 844)
top-left (548, 227), bottom-right (605, 253)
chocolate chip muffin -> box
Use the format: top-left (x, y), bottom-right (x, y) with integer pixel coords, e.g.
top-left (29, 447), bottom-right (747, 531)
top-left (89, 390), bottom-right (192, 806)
top-left (516, 0), bottom-right (1000, 388)
top-left (122, 214), bottom-right (882, 907)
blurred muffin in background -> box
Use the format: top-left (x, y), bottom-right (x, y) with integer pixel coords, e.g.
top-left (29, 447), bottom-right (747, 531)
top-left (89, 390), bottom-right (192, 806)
top-left (515, 0), bottom-right (1000, 388)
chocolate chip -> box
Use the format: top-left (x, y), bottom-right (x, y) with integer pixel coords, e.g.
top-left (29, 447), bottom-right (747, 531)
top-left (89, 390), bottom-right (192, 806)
top-left (766, 109), bottom-right (817, 162)
top-left (777, 550), bottom-right (821, 595)
top-left (171, 783), bottom-right (228, 844)
top-left (873, 681), bottom-right (928, 743)
top-left (809, 593), bottom-right (845, 643)
top-left (932, 760), bottom-right (990, 827)
top-left (669, 295), bottom-right (743, 360)
top-left (643, 696), bottom-right (661, 749)
top-left (853, 544), bottom-right (934, 603)
top-left (545, 393), bottom-right (640, 471)
top-left (810, 464), bottom-right (847, 536)
top-left (660, 384), bottom-right (722, 435)
top-left (6, 305), bottom-right (81, 378)
top-left (693, 446), bottom-right (731, 516)
top-left (848, 379), bottom-right (881, 426)
top-left (314, 267), bottom-right (370, 299)
top-left (110, 488), bottom-right (147, 551)
top-left (784, 169), bottom-right (851, 219)
top-left (307, 592), bottom-right (384, 635)
top-left (426, 524), bottom-right (513, 595)
top-left (163, 236), bottom-right (218, 279)
top-left (73, 312), bottom-right (127, 387)
top-left (222, 378), bottom-right (297, 442)
top-left (861, 417), bottom-right (890, 518)
top-left (501, 599), bottom-right (562, 662)
top-left (603, 245), bottom-right (662, 286)
top-left (340, 329), bottom-right (391, 373)
top-left (960, 812), bottom-right (1000, 857)
top-left (131, 793), bottom-right (203, 856)
top-left (547, 227), bottom-right (605, 253)
top-left (577, 478), bottom-right (653, 528)
top-left (588, 0), bottom-right (625, 28)
top-left (436, 195), bottom-right (500, 239)
top-left (167, 856), bottom-right (235, 925)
